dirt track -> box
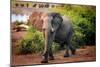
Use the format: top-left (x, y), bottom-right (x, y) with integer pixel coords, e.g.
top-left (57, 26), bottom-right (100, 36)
top-left (12, 46), bottom-right (96, 66)
top-left (11, 31), bottom-right (96, 66)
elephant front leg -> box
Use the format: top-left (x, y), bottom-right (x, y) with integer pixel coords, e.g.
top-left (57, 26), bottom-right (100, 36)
top-left (41, 51), bottom-right (48, 63)
top-left (41, 46), bottom-right (54, 63)
top-left (41, 30), bottom-right (55, 63)
top-left (41, 41), bottom-right (54, 63)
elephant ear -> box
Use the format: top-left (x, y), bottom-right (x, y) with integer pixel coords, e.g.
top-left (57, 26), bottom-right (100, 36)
top-left (51, 13), bottom-right (63, 32)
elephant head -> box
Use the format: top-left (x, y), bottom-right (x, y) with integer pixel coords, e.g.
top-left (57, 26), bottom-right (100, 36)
top-left (41, 13), bottom-right (63, 47)
top-left (41, 13), bottom-right (63, 33)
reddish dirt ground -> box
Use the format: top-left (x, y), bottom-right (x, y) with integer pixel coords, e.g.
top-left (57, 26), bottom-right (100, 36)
top-left (11, 31), bottom-right (96, 66)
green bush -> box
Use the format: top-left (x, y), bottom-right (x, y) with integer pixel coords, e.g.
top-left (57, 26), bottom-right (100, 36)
top-left (18, 39), bottom-right (34, 54)
top-left (17, 26), bottom-right (44, 54)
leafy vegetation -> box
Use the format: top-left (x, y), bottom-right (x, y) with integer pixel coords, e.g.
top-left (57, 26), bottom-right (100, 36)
top-left (17, 26), bottom-right (43, 54)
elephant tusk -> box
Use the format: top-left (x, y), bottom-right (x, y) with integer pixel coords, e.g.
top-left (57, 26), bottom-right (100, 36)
top-left (51, 28), bottom-right (54, 32)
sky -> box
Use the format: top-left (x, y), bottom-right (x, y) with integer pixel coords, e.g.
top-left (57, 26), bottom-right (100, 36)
top-left (11, 14), bottom-right (29, 22)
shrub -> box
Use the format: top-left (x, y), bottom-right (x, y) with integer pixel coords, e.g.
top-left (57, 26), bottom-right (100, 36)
top-left (18, 39), bottom-right (34, 54)
top-left (72, 30), bottom-right (85, 48)
top-left (17, 26), bottom-right (44, 54)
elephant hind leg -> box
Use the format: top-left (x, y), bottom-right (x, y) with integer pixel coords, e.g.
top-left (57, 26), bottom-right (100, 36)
top-left (64, 33), bottom-right (76, 57)
top-left (68, 42), bottom-right (76, 55)
top-left (67, 31), bottom-right (76, 55)
top-left (64, 46), bottom-right (70, 57)
top-left (67, 37), bottom-right (76, 55)
top-left (64, 42), bottom-right (76, 57)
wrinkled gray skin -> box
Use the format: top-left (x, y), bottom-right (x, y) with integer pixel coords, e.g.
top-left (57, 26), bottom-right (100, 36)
top-left (41, 13), bottom-right (76, 63)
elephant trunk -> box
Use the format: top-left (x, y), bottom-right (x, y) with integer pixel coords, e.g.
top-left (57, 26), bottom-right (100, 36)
top-left (41, 14), bottom-right (53, 56)
top-left (43, 29), bottom-right (49, 53)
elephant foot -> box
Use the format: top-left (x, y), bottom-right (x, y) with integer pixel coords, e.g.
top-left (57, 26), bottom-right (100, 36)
top-left (49, 57), bottom-right (54, 60)
top-left (72, 49), bottom-right (76, 55)
top-left (64, 54), bottom-right (70, 57)
top-left (41, 59), bottom-right (48, 63)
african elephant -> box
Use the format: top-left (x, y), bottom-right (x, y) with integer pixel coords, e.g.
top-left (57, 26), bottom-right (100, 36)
top-left (41, 12), bottom-right (76, 63)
